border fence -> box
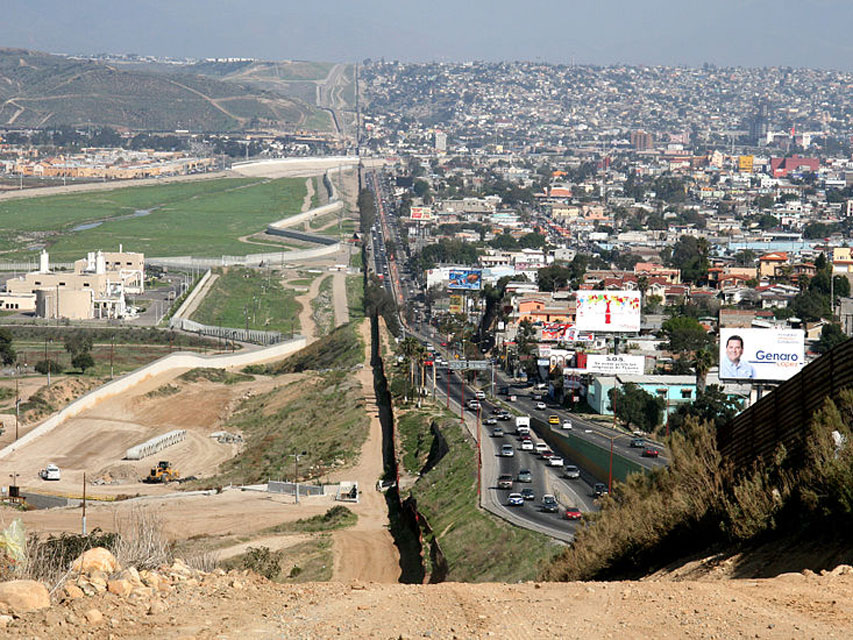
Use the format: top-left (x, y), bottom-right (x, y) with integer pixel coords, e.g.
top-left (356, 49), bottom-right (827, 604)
top-left (717, 339), bottom-right (853, 473)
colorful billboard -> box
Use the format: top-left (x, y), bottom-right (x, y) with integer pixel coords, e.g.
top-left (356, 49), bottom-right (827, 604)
top-left (449, 295), bottom-right (463, 314)
top-left (540, 323), bottom-right (594, 342)
top-left (448, 269), bottom-right (482, 291)
top-left (585, 354), bottom-right (645, 376)
top-left (575, 291), bottom-right (641, 333)
top-left (738, 155), bottom-right (754, 173)
top-left (410, 206), bottom-right (433, 221)
top-left (719, 328), bottom-right (805, 382)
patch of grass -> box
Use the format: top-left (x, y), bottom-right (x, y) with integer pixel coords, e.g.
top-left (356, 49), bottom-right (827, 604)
top-left (263, 506), bottom-right (357, 534)
top-left (287, 278), bottom-right (314, 287)
top-left (346, 275), bottom-right (365, 322)
top-left (0, 177), bottom-right (306, 260)
top-left (223, 536), bottom-right (334, 583)
top-left (144, 383), bottom-right (181, 399)
top-left (205, 370), bottom-right (369, 485)
top-left (190, 267), bottom-right (300, 335)
top-left (349, 250), bottom-right (363, 271)
top-left (246, 322), bottom-right (362, 375)
top-left (406, 411), bottom-right (558, 582)
top-left (178, 368), bottom-right (254, 385)
top-left (397, 410), bottom-right (434, 474)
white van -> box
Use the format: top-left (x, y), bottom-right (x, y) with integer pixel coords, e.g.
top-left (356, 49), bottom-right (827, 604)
top-left (39, 464), bottom-right (61, 481)
top-left (475, 390), bottom-right (486, 400)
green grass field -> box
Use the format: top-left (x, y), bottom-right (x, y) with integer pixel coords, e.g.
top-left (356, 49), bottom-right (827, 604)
top-left (190, 267), bottom-right (300, 334)
top-left (0, 177), bottom-right (306, 259)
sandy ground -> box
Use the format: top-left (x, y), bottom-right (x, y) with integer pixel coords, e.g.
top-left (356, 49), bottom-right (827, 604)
top-left (327, 320), bottom-right (400, 583)
top-left (301, 177), bottom-right (314, 213)
top-left (293, 274), bottom-right (323, 343)
top-left (332, 271), bottom-right (349, 327)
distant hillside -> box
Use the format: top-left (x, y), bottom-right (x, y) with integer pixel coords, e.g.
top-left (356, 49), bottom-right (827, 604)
top-left (0, 48), bottom-right (336, 132)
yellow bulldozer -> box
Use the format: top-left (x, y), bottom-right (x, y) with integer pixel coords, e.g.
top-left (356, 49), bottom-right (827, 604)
top-left (143, 460), bottom-right (180, 484)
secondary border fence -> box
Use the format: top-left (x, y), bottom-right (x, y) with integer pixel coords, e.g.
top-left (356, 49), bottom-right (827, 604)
top-left (169, 317), bottom-right (283, 346)
top-left (717, 339), bottom-right (853, 473)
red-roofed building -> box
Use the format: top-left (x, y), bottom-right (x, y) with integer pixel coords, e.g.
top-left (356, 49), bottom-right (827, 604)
top-left (759, 252), bottom-right (789, 279)
top-left (770, 155), bottom-right (819, 178)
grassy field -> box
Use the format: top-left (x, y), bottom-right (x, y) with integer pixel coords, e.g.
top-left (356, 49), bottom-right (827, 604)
top-left (210, 369), bottom-right (369, 485)
top-left (246, 322), bottom-right (363, 375)
top-left (0, 177), bottom-right (306, 259)
top-left (346, 275), bottom-right (365, 321)
top-left (190, 267), bottom-right (300, 334)
top-left (400, 408), bottom-right (559, 582)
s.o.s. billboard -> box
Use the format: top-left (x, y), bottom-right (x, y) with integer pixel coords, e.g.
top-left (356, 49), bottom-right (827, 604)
top-left (719, 328), bottom-right (805, 382)
top-left (448, 269), bottom-right (482, 291)
top-left (575, 291), bottom-right (641, 333)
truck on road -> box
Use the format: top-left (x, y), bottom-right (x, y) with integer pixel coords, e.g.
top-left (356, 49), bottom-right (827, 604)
top-left (515, 415), bottom-right (531, 436)
top-left (39, 464), bottom-right (61, 481)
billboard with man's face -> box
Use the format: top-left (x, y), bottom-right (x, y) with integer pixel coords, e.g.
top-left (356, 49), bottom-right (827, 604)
top-left (448, 269), bottom-right (482, 291)
top-left (575, 291), bottom-right (641, 333)
top-left (719, 328), bottom-right (805, 382)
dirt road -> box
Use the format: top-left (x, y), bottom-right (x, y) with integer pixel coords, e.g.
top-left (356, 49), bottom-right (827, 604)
top-left (328, 320), bottom-right (400, 582)
top-left (293, 274), bottom-right (323, 343)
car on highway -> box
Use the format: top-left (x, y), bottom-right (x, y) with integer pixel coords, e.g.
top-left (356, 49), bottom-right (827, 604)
top-left (548, 415), bottom-right (560, 425)
top-left (467, 401), bottom-right (481, 411)
top-left (517, 469), bottom-right (533, 483)
top-left (491, 427), bottom-right (504, 437)
top-left (630, 438), bottom-right (646, 448)
top-left (500, 444), bottom-right (515, 457)
top-left (484, 417), bottom-right (497, 426)
top-left (520, 488), bottom-right (535, 501)
top-left (562, 420), bottom-right (573, 430)
top-left (642, 447), bottom-right (660, 458)
top-left (541, 494), bottom-right (559, 513)
top-left (497, 411), bottom-right (512, 421)
top-left (520, 439), bottom-right (534, 451)
top-left (563, 464), bottom-right (581, 479)
top-left (534, 442), bottom-right (549, 455)
top-left (535, 401), bottom-right (547, 410)
top-left (497, 474), bottom-right (513, 489)
top-left (564, 507), bottom-right (583, 521)
top-left (593, 482), bottom-right (609, 498)
top-left (547, 456), bottom-right (564, 467)
top-left (507, 492), bottom-right (524, 507)
top-left (475, 390), bottom-right (486, 400)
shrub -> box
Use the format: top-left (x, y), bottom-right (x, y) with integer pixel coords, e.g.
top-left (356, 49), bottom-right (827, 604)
top-left (242, 546), bottom-right (280, 580)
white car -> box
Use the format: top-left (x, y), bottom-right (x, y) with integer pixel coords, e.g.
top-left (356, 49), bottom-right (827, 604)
top-left (475, 390), bottom-right (486, 400)
top-left (562, 420), bottom-right (573, 430)
top-left (548, 456), bottom-right (564, 467)
top-left (534, 442), bottom-right (549, 455)
top-left (520, 440), bottom-right (534, 451)
top-left (563, 465), bottom-right (581, 479)
top-left (535, 401), bottom-right (547, 410)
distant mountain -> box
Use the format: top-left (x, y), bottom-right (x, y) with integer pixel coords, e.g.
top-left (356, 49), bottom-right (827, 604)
top-left (0, 48), bottom-right (337, 133)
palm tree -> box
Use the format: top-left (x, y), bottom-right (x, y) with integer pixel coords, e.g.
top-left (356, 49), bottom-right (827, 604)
top-left (692, 348), bottom-right (715, 395)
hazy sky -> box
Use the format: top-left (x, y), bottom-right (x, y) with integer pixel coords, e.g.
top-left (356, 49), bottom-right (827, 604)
top-left (5, 0), bottom-right (853, 70)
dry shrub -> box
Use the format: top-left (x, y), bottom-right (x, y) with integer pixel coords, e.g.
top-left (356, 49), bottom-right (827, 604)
top-left (183, 548), bottom-right (220, 572)
top-left (24, 529), bottom-right (119, 590)
top-left (112, 506), bottom-right (172, 570)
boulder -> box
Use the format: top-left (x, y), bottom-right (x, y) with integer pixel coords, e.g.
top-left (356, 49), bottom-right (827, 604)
top-left (84, 608), bottom-right (104, 624)
top-left (0, 580), bottom-right (51, 613)
top-left (63, 584), bottom-right (85, 600)
top-left (108, 579), bottom-right (133, 597)
top-left (71, 548), bottom-right (119, 576)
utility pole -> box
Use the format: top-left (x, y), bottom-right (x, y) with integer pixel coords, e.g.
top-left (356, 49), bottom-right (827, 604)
top-left (82, 472), bottom-right (87, 535)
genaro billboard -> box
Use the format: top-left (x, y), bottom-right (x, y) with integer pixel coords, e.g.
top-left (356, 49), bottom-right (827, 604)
top-left (719, 328), bottom-right (805, 382)
top-left (448, 269), bottom-right (482, 291)
top-left (575, 291), bottom-right (641, 332)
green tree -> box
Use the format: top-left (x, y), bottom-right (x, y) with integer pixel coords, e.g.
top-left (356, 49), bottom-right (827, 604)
top-left (666, 236), bottom-right (709, 284)
top-left (660, 316), bottom-right (712, 354)
top-left (608, 383), bottom-right (665, 431)
top-left (71, 351), bottom-right (95, 374)
top-left (489, 231), bottom-right (518, 250)
top-left (536, 264), bottom-right (572, 292)
top-left (34, 359), bottom-right (62, 375)
top-left (666, 385), bottom-right (743, 432)
top-left (0, 328), bottom-right (15, 366)
top-left (518, 232), bottom-right (547, 250)
top-left (815, 324), bottom-right (849, 354)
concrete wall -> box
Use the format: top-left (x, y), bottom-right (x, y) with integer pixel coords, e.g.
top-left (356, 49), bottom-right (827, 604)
top-left (267, 201), bottom-right (343, 231)
top-left (0, 335), bottom-right (307, 459)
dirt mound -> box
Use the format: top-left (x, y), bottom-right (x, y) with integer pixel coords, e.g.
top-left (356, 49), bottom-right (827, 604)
top-left (90, 464), bottom-right (140, 486)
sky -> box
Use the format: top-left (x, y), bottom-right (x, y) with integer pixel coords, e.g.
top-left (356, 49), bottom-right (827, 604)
top-left (4, 0), bottom-right (853, 70)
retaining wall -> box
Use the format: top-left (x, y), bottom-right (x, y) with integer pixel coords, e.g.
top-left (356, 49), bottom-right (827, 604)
top-left (170, 269), bottom-right (212, 322)
top-left (0, 335), bottom-right (307, 459)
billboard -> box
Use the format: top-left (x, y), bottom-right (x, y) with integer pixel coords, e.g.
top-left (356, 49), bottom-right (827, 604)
top-left (540, 323), bottom-right (595, 342)
top-left (410, 206), bottom-right (433, 221)
top-left (585, 354), bottom-right (645, 376)
top-left (448, 269), bottom-right (482, 291)
top-left (719, 328), bottom-right (805, 382)
top-left (575, 291), bottom-right (641, 333)
top-left (738, 155), bottom-right (754, 173)
top-left (449, 294), bottom-right (463, 314)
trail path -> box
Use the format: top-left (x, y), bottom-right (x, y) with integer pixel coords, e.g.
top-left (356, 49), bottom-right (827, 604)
top-left (178, 272), bottom-right (219, 320)
top-left (293, 274), bottom-right (324, 343)
top-left (301, 177), bottom-right (314, 212)
top-left (332, 272), bottom-right (349, 327)
top-left (328, 319), bottom-right (400, 583)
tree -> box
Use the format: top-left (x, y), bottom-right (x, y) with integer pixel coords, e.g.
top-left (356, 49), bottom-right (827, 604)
top-left (660, 316), bottom-right (712, 354)
top-left (666, 236), bottom-right (709, 285)
top-left (815, 324), bottom-right (849, 354)
top-left (692, 348), bottom-right (715, 394)
top-left (536, 264), bottom-right (572, 292)
top-left (518, 232), bottom-right (547, 250)
top-left (71, 351), bottom-right (95, 374)
top-left (489, 231), bottom-right (518, 250)
top-left (0, 328), bottom-right (15, 366)
top-left (667, 385), bottom-right (743, 432)
top-left (608, 383), bottom-right (665, 431)
top-left (34, 359), bottom-right (62, 375)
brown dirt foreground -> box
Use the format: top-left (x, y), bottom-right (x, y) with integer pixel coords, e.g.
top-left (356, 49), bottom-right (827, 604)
top-left (5, 566), bottom-right (853, 639)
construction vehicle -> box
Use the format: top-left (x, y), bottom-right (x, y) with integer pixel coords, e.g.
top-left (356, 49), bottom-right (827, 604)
top-left (142, 461), bottom-right (179, 484)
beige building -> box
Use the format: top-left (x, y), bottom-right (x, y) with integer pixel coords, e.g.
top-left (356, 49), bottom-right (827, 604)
top-left (5, 248), bottom-right (144, 320)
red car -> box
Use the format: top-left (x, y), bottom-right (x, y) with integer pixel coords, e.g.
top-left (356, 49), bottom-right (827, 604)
top-left (565, 507), bottom-right (582, 520)
top-left (642, 447), bottom-right (660, 458)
